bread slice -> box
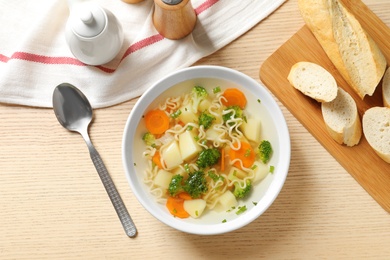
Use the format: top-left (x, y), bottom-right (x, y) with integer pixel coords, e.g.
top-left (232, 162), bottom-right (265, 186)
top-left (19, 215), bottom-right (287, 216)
top-left (298, 0), bottom-right (387, 99)
top-left (321, 87), bottom-right (362, 146)
top-left (383, 67), bottom-right (390, 108)
top-left (362, 107), bottom-right (390, 163)
top-left (288, 61), bottom-right (338, 102)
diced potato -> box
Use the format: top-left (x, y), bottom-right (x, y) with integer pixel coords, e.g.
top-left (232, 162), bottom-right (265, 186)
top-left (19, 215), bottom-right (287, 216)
top-left (205, 127), bottom-right (224, 141)
top-left (179, 131), bottom-right (202, 161)
top-left (227, 166), bottom-right (247, 180)
top-left (171, 166), bottom-right (188, 178)
top-left (183, 199), bottom-right (207, 218)
top-left (252, 161), bottom-right (269, 183)
top-left (216, 190), bottom-right (237, 211)
top-left (178, 104), bottom-right (198, 124)
top-left (154, 170), bottom-right (173, 190)
top-left (240, 117), bottom-right (261, 143)
top-left (161, 141), bottom-right (183, 169)
top-left (199, 99), bottom-right (211, 112)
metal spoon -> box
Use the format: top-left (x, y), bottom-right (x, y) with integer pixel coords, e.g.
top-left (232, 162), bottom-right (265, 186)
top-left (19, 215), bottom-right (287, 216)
top-left (52, 83), bottom-right (137, 237)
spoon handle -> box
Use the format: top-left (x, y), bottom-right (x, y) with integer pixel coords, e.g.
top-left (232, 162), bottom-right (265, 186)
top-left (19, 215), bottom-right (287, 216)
top-left (89, 148), bottom-right (137, 237)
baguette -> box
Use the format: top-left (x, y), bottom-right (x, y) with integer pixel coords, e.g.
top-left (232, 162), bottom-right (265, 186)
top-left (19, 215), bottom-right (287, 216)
top-left (362, 107), bottom-right (390, 163)
top-left (321, 87), bottom-right (362, 146)
top-left (298, 0), bottom-right (387, 99)
top-left (383, 67), bottom-right (390, 108)
top-left (288, 61), bottom-right (338, 102)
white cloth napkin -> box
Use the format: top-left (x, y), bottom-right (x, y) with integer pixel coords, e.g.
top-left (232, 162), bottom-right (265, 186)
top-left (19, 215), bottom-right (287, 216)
top-left (0, 0), bottom-right (285, 108)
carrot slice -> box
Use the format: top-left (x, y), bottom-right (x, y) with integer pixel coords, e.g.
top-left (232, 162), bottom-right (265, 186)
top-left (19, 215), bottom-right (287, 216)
top-left (166, 196), bottom-right (190, 218)
top-left (229, 141), bottom-right (255, 169)
top-left (222, 88), bottom-right (247, 109)
top-left (220, 148), bottom-right (225, 172)
top-left (152, 151), bottom-right (163, 169)
top-left (144, 109), bottom-right (170, 135)
top-left (177, 192), bottom-right (192, 200)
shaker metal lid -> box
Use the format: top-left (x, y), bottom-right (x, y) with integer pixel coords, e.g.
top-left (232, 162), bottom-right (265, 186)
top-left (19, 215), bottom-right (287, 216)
top-left (161, 0), bottom-right (183, 5)
top-left (70, 3), bottom-right (106, 38)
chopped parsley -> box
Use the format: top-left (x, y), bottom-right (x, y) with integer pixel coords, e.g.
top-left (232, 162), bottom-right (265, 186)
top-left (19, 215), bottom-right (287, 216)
top-left (227, 206), bottom-right (236, 213)
top-left (213, 86), bottom-right (221, 94)
top-left (170, 109), bottom-right (182, 119)
top-left (270, 165), bottom-right (275, 173)
top-left (236, 205), bottom-right (247, 215)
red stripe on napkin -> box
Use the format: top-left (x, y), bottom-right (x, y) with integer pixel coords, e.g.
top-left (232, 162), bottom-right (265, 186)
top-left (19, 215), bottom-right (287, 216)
top-left (10, 52), bottom-right (84, 66)
top-left (122, 34), bottom-right (165, 61)
top-left (0, 54), bottom-right (10, 63)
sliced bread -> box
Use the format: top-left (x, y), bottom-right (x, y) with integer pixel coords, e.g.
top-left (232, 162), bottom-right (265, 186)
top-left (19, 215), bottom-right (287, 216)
top-left (298, 0), bottom-right (387, 99)
top-left (383, 67), bottom-right (390, 108)
top-left (288, 61), bottom-right (338, 102)
top-left (362, 107), bottom-right (390, 163)
top-left (321, 87), bottom-right (362, 146)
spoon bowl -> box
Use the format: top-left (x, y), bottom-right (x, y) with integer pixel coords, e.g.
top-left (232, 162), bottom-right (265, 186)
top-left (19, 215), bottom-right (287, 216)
top-left (53, 83), bottom-right (137, 237)
top-left (53, 83), bottom-right (92, 133)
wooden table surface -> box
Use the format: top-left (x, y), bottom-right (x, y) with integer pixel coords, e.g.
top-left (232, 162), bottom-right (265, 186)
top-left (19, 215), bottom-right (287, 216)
top-left (1, 0), bottom-right (389, 259)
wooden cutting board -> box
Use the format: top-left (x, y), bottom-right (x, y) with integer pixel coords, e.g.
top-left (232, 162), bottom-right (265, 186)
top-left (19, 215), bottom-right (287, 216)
top-left (260, 0), bottom-right (390, 212)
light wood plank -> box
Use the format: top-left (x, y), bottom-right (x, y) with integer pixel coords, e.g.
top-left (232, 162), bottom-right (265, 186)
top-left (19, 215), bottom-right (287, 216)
top-left (1, 0), bottom-right (389, 259)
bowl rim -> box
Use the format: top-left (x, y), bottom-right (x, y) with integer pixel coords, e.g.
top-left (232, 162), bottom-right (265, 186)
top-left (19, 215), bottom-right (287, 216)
top-left (122, 65), bottom-right (290, 235)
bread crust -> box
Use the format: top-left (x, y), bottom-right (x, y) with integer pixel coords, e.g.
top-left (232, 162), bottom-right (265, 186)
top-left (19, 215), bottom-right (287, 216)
top-left (362, 107), bottom-right (390, 163)
top-left (321, 87), bottom-right (362, 146)
top-left (383, 68), bottom-right (390, 108)
top-left (298, 0), bottom-right (387, 99)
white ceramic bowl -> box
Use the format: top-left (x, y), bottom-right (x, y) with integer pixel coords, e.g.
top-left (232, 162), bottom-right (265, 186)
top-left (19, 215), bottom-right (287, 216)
top-left (122, 65), bottom-right (290, 235)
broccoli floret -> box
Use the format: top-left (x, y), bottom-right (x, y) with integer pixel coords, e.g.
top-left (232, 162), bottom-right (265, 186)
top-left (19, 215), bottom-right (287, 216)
top-left (142, 132), bottom-right (156, 147)
top-left (168, 174), bottom-right (184, 196)
top-left (222, 105), bottom-right (243, 123)
top-left (233, 179), bottom-right (252, 199)
top-left (258, 140), bottom-right (273, 164)
top-left (208, 171), bottom-right (224, 182)
top-left (198, 111), bottom-right (215, 129)
top-left (196, 148), bottom-right (221, 168)
top-left (191, 86), bottom-right (208, 111)
top-left (183, 171), bottom-right (208, 198)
